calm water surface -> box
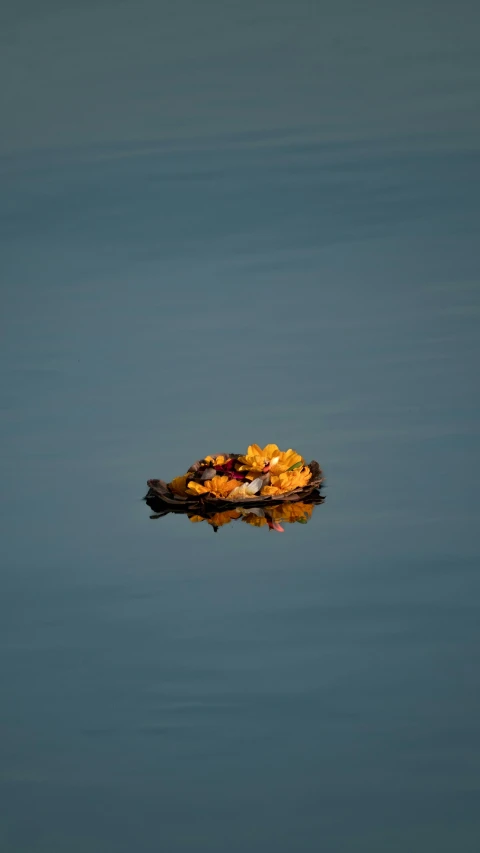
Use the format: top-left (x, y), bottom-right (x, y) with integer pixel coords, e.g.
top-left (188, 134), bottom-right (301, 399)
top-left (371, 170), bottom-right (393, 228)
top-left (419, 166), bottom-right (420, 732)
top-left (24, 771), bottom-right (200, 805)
top-left (1, 2), bottom-right (480, 851)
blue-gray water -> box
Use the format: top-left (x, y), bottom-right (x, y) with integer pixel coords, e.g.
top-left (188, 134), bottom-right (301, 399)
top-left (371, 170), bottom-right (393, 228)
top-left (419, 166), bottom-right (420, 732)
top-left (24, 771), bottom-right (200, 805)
top-left (1, 2), bottom-right (480, 851)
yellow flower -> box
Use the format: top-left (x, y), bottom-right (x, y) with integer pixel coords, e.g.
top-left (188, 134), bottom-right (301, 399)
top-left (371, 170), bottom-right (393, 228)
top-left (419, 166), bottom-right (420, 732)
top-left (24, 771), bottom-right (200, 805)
top-left (168, 474), bottom-right (190, 496)
top-left (238, 444), bottom-right (305, 479)
top-left (204, 455), bottom-right (226, 465)
top-left (261, 467), bottom-right (312, 496)
top-left (189, 514), bottom-right (205, 523)
top-left (272, 448), bottom-right (305, 475)
top-left (187, 475), bottom-right (240, 499)
top-left (237, 443), bottom-right (280, 477)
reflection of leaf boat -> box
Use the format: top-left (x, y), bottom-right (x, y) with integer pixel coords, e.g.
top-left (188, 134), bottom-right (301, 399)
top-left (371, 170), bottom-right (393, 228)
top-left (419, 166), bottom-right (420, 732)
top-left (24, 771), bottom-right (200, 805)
top-left (144, 491), bottom-right (325, 533)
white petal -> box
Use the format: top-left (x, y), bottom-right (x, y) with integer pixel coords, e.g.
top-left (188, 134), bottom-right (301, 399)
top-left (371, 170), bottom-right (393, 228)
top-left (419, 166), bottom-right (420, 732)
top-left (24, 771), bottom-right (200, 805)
top-left (201, 468), bottom-right (217, 481)
top-left (227, 484), bottom-right (250, 499)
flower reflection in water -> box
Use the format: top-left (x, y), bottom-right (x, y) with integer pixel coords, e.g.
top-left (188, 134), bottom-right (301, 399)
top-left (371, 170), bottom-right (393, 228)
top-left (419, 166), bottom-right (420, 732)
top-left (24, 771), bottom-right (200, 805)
top-left (145, 494), bottom-right (324, 533)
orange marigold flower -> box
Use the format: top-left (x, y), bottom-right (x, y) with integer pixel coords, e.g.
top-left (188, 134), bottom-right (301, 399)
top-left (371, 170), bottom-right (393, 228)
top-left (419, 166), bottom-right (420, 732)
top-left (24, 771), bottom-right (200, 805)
top-left (238, 444), bottom-right (305, 479)
top-left (187, 475), bottom-right (240, 499)
top-left (204, 455), bottom-right (226, 466)
top-left (261, 467), bottom-right (312, 496)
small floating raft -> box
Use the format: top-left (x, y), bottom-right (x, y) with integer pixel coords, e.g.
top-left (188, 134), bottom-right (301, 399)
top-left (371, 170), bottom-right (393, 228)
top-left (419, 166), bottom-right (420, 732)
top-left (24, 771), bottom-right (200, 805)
top-left (145, 444), bottom-right (324, 510)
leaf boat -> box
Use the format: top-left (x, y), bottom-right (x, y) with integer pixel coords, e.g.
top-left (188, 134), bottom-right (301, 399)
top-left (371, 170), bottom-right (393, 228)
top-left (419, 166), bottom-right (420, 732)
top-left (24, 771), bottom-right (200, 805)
top-left (145, 445), bottom-right (324, 511)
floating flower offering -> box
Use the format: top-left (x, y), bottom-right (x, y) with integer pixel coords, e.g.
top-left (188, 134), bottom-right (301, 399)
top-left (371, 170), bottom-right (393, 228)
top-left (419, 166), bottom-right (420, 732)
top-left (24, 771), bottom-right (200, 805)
top-left (144, 444), bottom-right (324, 532)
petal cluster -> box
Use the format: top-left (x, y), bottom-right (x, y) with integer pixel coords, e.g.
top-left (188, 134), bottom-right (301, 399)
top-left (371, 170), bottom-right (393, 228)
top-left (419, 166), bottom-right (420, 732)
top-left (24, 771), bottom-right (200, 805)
top-left (187, 475), bottom-right (240, 499)
top-left (238, 444), bottom-right (305, 479)
top-left (166, 443), bottom-right (315, 502)
top-left (261, 467), bottom-right (312, 496)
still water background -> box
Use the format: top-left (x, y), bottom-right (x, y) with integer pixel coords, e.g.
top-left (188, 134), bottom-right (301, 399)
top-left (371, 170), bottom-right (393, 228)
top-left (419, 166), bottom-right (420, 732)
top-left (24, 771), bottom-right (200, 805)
top-left (1, 1), bottom-right (480, 850)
